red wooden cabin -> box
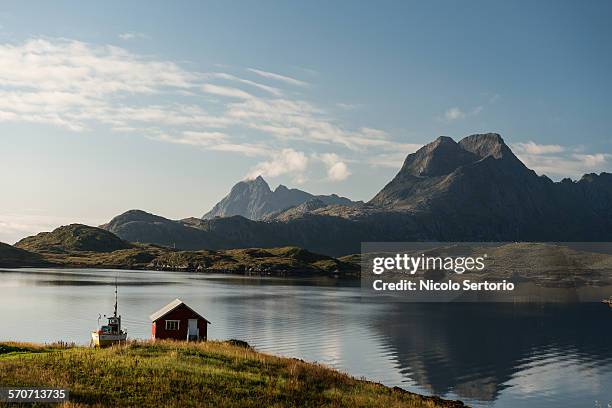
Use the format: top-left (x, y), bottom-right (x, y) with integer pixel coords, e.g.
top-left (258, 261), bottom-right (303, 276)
top-left (150, 299), bottom-right (210, 341)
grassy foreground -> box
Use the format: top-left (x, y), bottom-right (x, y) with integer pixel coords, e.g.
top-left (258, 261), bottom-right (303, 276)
top-left (0, 341), bottom-right (464, 408)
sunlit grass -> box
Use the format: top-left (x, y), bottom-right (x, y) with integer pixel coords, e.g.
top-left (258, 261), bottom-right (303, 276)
top-left (0, 340), bottom-right (463, 407)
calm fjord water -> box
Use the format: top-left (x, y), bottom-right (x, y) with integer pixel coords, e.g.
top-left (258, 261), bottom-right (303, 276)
top-left (1, 268), bottom-right (611, 407)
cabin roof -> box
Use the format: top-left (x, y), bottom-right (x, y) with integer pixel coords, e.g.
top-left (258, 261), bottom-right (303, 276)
top-left (149, 298), bottom-right (210, 323)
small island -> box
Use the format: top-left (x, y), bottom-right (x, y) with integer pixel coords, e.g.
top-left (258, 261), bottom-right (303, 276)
top-left (1, 224), bottom-right (359, 278)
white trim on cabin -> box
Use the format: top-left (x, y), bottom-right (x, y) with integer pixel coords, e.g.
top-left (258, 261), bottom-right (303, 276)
top-left (150, 299), bottom-right (184, 322)
top-left (149, 298), bottom-right (211, 324)
top-left (165, 320), bottom-right (180, 331)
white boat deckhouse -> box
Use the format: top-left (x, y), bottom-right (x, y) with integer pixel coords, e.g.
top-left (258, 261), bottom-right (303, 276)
top-left (91, 279), bottom-right (127, 347)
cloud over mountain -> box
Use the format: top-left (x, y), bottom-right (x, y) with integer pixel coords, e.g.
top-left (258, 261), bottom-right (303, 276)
top-left (0, 38), bottom-right (416, 184)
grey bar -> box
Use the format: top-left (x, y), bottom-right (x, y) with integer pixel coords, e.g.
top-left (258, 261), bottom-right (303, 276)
top-left (0, 388), bottom-right (69, 403)
top-left (361, 242), bottom-right (612, 303)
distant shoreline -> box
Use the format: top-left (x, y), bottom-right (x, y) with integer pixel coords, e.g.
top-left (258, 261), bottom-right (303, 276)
top-left (1, 264), bottom-right (360, 280)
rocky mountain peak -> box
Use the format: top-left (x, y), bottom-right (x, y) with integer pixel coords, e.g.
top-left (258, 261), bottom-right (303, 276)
top-left (458, 133), bottom-right (529, 174)
top-left (253, 174), bottom-right (268, 184)
top-left (433, 135), bottom-right (456, 145)
top-left (398, 135), bottom-right (477, 177)
top-left (232, 176), bottom-right (271, 194)
top-left (275, 184), bottom-right (289, 193)
top-left (203, 176), bottom-right (357, 220)
top-left (101, 132), bottom-right (612, 255)
top-left (580, 172), bottom-right (612, 183)
top-left (459, 133), bottom-right (509, 159)
top-left (370, 132), bottom-right (536, 209)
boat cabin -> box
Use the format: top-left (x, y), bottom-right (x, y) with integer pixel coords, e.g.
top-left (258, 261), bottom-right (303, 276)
top-left (99, 316), bottom-right (122, 334)
top-left (91, 279), bottom-right (128, 347)
top-left (150, 299), bottom-right (210, 341)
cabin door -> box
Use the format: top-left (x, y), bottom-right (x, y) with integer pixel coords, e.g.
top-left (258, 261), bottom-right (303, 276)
top-left (187, 319), bottom-right (199, 341)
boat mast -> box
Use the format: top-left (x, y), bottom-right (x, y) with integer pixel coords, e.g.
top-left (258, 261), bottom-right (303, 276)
top-left (114, 276), bottom-right (118, 318)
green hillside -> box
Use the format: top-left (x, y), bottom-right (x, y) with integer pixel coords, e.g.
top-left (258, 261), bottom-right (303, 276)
top-left (15, 224), bottom-right (132, 254)
top-left (9, 224), bottom-right (359, 277)
top-left (0, 341), bottom-right (463, 408)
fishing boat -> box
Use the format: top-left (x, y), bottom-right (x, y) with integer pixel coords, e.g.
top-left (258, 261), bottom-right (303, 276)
top-left (91, 278), bottom-right (128, 347)
top-left (602, 296), bottom-right (612, 307)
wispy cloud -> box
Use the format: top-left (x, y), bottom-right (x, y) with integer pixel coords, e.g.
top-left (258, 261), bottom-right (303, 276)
top-left (156, 131), bottom-right (228, 146)
top-left (443, 106), bottom-right (483, 121)
top-left (247, 68), bottom-right (308, 87)
top-left (512, 141), bottom-right (565, 155)
top-left (445, 107), bottom-right (465, 121)
top-left (205, 72), bottom-right (283, 96)
top-left (336, 102), bottom-right (361, 110)
top-left (0, 38), bottom-right (197, 131)
top-left (513, 141), bottom-right (611, 178)
top-left (154, 131), bottom-right (269, 157)
top-left (316, 153), bottom-right (351, 181)
top-left (0, 38), bottom-right (420, 183)
top-left (247, 148), bottom-right (309, 182)
top-left (202, 83), bottom-right (254, 99)
top-left (442, 93), bottom-right (498, 122)
top-left (367, 144), bottom-right (422, 168)
top-left (118, 32), bottom-right (149, 40)
top-left (519, 153), bottom-right (612, 179)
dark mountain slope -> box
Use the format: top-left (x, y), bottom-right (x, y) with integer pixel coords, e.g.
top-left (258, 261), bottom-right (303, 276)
top-left (0, 242), bottom-right (50, 267)
top-left (101, 210), bottom-right (235, 250)
top-left (370, 133), bottom-right (611, 241)
top-left (264, 198), bottom-right (329, 221)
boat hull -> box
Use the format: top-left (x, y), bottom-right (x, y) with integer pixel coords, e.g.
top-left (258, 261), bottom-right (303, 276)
top-left (91, 332), bottom-right (127, 347)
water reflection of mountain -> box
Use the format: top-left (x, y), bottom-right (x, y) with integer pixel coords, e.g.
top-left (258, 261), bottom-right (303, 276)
top-left (374, 303), bottom-right (612, 402)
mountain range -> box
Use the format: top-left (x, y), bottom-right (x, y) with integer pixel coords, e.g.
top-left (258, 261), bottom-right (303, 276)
top-left (96, 132), bottom-right (612, 256)
top-left (202, 175), bottom-right (360, 220)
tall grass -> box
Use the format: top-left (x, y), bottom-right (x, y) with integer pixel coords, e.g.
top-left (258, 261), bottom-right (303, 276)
top-left (0, 340), bottom-right (463, 407)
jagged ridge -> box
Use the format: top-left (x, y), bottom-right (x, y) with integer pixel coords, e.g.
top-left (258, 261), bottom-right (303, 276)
top-left (100, 133), bottom-right (612, 256)
top-left (203, 175), bottom-right (359, 220)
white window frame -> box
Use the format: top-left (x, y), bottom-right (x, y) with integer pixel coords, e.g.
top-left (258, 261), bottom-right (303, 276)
top-left (165, 320), bottom-right (180, 331)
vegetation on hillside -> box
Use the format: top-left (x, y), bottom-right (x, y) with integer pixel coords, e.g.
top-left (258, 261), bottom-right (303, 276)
top-left (6, 224), bottom-right (359, 277)
top-left (16, 224), bottom-right (132, 254)
top-left (151, 246), bottom-right (357, 276)
top-left (0, 341), bottom-right (463, 407)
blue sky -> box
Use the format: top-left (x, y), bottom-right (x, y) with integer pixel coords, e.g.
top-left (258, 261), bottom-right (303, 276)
top-left (1, 0), bottom-right (611, 243)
